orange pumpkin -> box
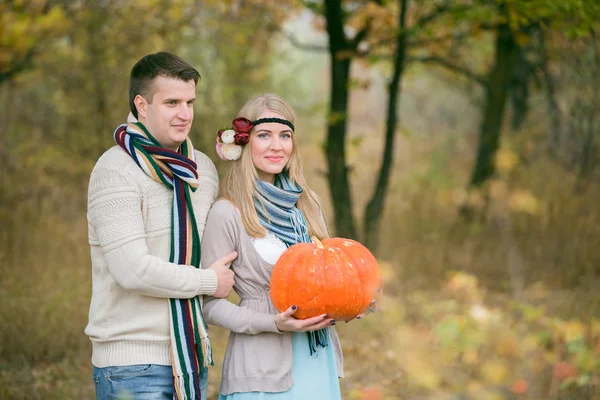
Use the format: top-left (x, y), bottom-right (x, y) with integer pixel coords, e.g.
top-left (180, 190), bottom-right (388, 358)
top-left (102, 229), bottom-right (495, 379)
top-left (270, 237), bottom-right (381, 321)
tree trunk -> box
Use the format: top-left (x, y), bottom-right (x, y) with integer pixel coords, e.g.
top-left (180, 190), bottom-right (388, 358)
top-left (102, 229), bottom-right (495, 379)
top-left (363, 0), bottom-right (408, 252)
top-left (469, 23), bottom-right (519, 187)
top-left (509, 46), bottom-right (531, 132)
top-left (539, 30), bottom-right (562, 158)
top-left (575, 29), bottom-right (599, 192)
top-left (86, 6), bottom-right (109, 155)
top-left (324, 0), bottom-right (357, 239)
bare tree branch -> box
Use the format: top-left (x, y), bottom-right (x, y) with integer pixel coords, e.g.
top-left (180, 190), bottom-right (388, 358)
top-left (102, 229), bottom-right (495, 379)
top-left (282, 30), bottom-right (329, 52)
top-left (414, 3), bottom-right (472, 28)
top-left (349, 0), bottom-right (384, 50)
top-left (287, 1), bottom-right (386, 56)
top-left (363, 29), bottom-right (472, 53)
top-left (350, 24), bottom-right (371, 50)
top-left (479, 21), bottom-right (501, 31)
top-left (408, 55), bottom-right (488, 87)
top-left (0, 49), bottom-right (36, 85)
top-left (407, 30), bottom-right (472, 47)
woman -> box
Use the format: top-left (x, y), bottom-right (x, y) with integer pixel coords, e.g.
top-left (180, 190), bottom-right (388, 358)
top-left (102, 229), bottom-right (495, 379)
top-left (200, 94), bottom-right (344, 399)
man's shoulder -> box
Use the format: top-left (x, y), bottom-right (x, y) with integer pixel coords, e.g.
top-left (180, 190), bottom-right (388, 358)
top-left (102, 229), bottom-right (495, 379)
top-left (88, 146), bottom-right (144, 195)
top-left (193, 149), bottom-right (216, 169)
top-left (193, 149), bottom-right (218, 182)
top-left (92, 146), bottom-right (134, 172)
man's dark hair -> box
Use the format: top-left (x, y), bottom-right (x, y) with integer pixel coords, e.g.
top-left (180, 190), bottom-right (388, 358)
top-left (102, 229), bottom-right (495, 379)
top-left (129, 52), bottom-right (200, 119)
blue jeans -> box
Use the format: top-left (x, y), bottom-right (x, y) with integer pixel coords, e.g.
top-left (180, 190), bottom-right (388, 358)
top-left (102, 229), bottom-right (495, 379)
top-left (93, 364), bottom-right (208, 400)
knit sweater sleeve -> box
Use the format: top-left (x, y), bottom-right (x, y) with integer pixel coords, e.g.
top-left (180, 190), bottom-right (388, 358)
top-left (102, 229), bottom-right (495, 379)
top-left (87, 150), bottom-right (218, 299)
top-left (201, 200), bottom-right (280, 335)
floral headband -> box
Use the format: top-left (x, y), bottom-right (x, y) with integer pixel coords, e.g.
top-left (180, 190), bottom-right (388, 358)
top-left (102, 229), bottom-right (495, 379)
top-left (215, 117), bottom-right (295, 161)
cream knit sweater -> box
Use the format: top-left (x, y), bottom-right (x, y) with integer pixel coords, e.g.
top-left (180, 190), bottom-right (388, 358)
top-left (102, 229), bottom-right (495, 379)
top-left (85, 145), bottom-right (219, 367)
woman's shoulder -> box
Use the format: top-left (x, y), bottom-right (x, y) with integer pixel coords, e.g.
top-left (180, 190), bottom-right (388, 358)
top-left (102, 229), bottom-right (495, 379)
top-left (204, 199), bottom-right (256, 252)
top-left (207, 199), bottom-right (243, 226)
top-left (209, 199), bottom-right (238, 215)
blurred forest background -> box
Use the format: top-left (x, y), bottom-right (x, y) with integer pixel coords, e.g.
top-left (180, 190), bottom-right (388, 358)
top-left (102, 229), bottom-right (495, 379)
top-left (1, 0), bottom-right (600, 399)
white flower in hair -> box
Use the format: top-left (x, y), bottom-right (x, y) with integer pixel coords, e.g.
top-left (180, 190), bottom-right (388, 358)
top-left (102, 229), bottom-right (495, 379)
top-left (221, 129), bottom-right (236, 144)
top-left (221, 143), bottom-right (242, 160)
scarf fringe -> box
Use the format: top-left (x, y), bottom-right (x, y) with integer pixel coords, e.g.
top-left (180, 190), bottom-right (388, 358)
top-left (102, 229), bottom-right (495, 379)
top-left (290, 208), bottom-right (309, 242)
top-left (308, 328), bottom-right (330, 356)
top-left (174, 372), bottom-right (201, 400)
top-left (200, 334), bottom-right (214, 367)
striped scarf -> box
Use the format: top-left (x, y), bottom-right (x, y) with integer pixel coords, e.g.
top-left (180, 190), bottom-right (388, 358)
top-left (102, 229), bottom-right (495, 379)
top-left (254, 173), bottom-right (329, 354)
top-left (114, 121), bottom-right (210, 400)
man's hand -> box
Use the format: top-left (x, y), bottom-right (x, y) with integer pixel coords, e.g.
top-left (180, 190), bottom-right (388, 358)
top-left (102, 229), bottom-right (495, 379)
top-left (208, 251), bottom-right (237, 298)
top-left (275, 305), bottom-right (335, 332)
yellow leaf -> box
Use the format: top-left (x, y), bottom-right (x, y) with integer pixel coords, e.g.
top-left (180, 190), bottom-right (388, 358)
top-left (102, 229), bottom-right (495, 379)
top-left (234, 32), bottom-right (247, 45)
top-left (445, 272), bottom-right (481, 301)
top-left (377, 260), bottom-right (397, 285)
top-left (527, 281), bottom-right (549, 299)
top-left (522, 334), bottom-right (539, 352)
top-left (327, 111), bottom-right (346, 125)
top-left (467, 190), bottom-right (485, 210)
top-left (507, 190), bottom-right (539, 215)
top-left (488, 179), bottom-right (507, 200)
top-left (562, 320), bottom-right (586, 343)
top-left (451, 188), bottom-right (468, 206)
top-left (480, 361), bottom-right (510, 385)
top-left (495, 149), bottom-right (519, 173)
top-left (167, 7), bottom-right (183, 20)
top-left (404, 358), bottom-right (441, 390)
top-left (544, 350), bottom-right (558, 364)
top-left (462, 350), bottom-right (479, 365)
top-left (495, 336), bottom-right (519, 357)
top-left (466, 380), bottom-right (483, 394)
top-left (515, 32), bottom-right (530, 46)
top-left (590, 318), bottom-right (600, 338)
top-left (335, 50), bottom-right (355, 60)
top-left (483, 393), bottom-right (506, 400)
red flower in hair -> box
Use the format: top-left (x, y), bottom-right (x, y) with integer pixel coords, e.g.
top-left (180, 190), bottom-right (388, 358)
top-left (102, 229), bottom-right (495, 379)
top-left (232, 117), bottom-right (253, 134)
top-left (215, 117), bottom-right (253, 161)
top-left (234, 133), bottom-right (250, 146)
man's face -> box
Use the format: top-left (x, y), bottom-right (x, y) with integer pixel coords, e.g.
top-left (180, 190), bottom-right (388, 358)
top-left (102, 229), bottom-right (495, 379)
top-left (135, 76), bottom-right (196, 150)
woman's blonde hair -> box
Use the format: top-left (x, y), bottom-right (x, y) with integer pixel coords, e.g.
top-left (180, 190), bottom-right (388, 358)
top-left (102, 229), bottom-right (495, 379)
top-left (221, 93), bottom-right (329, 240)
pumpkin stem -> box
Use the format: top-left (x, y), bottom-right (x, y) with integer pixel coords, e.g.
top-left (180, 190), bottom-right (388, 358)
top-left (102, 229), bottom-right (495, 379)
top-left (311, 236), bottom-right (324, 249)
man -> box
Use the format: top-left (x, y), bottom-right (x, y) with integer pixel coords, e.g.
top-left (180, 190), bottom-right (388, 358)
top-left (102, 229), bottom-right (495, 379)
top-left (85, 52), bottom-right (235, 400)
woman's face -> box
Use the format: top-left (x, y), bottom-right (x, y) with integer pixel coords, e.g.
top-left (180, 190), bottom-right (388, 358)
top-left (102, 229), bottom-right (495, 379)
top-left (250, 110), bottom-right (294, 183)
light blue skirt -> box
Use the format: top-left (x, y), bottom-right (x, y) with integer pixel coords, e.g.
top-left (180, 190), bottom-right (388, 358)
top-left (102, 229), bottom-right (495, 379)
top-left (218, 331), bottom-right (341, 400)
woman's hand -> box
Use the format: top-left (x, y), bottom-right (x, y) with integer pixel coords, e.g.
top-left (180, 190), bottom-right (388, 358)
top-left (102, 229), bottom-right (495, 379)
top-left (353, 298), bottom-right (378, 320)
top-left (275, 305), bottom-right (335, 332)
top-left (346, 287), bottom-right (382, 322)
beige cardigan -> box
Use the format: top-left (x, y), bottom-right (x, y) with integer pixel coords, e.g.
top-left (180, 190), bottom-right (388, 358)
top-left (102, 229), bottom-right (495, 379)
top-left (201, 199), bottom-right (344, 395)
